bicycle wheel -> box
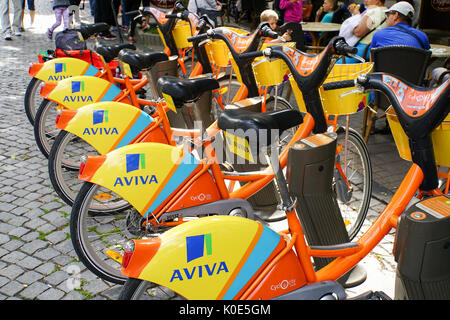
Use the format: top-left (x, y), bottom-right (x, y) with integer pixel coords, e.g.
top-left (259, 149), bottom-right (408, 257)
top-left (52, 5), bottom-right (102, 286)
top-left (24, 77), bottom-right (45, 126)
top-left (34, 98), bottom-right (61, 159)
top-left (70, 182), bottom-right (144, 284)
top-left (334, 127), bottom-right (372, 240)
top-left (211, 76), bottom-right (244, 120)
top-left (119, 278), bottom-right (184, 300)
top-left (48, 130), bottom-right (111, 209)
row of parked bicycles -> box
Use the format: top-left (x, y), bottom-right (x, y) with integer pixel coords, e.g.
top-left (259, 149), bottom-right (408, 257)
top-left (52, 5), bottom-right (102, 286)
top-left (25, 1), bottom-right (449, 300)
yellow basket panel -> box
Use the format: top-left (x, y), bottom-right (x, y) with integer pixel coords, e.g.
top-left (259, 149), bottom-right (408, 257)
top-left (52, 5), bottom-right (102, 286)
top-left (290, 62), bottom-right (373, 115)
top-left (172, 21), bottom-right (192, 49)
top-left (387, 108), bottom-right (450, 167)
top-left (253, 58), bottom-right (289, 87)
top-left (205, 40), bottom-right (231, 67)
top-left (252, 42), bottom-right (294, 87)
top-left (204, 27), bottom-right (248, 68)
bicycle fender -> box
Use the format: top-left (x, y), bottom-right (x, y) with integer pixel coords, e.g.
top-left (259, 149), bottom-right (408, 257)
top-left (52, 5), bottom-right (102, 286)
top-left (121, 215), bottom-right (287, 300)
top-left (56, 102), bottom-right (160, 155)
top-left (41, 75), bottom-right (124, 109)
top-left (28, 57), bottom-right (100, 82)
top-left (79, 143), bottom-right (201, 217)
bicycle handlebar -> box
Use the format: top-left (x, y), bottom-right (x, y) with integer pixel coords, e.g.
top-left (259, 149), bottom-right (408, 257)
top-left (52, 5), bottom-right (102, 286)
top-left (239, 50), bottom-right (265, 60)
top-left (187, 31), bottom-right (210, 43)
top-left (333, 39), bottom-right (358, 55)
top-left (124, 10), bottom-right (140, 16)
top-left (322, 79), bottom-right (356, 90)
top-left (260, 25), bottom-right (279, 39)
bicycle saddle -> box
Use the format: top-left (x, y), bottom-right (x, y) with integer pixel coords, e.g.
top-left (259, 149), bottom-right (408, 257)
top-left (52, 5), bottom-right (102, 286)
top-left (157, 75), bottom-right (220, 107)
top-left (118, 49), bottom-right (169, 73)
top-left (218, 108), bottom-right (303, 147)
top-left (78, 23), bottom-right (109, 39)
top-left (95, 43), bottom-right (136, 63)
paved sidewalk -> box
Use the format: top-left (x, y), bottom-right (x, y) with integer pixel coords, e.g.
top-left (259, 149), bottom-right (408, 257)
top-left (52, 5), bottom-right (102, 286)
top-left (0, 1), bottom-right (409, 300)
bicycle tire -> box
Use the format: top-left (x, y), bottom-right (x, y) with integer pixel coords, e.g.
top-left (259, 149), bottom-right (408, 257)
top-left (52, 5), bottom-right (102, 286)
top-left (211, 75), bottom-right (243, 119)
top-left (33, 98), bottom-right (61, 159)
top-left (24, 77), bottom-right (44, 126)
top-left (70, 182), bottom-right (139, 284)
top-left (48, 130), bottom-right (115, 210)
top-left (118, 278), bottom-right (184, 300)
top-left (335, 127), bottom-right (372, 240)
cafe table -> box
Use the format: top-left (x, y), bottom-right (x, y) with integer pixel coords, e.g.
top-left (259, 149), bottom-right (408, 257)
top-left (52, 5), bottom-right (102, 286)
top-left (430, 43), bottom-right (450, 59)
top-left (301, 22), bottom-right (341, 47)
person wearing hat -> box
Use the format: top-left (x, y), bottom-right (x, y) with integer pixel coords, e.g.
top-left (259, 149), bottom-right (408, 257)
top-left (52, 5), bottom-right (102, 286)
top-left (370, 1), bottom-right (430, 50)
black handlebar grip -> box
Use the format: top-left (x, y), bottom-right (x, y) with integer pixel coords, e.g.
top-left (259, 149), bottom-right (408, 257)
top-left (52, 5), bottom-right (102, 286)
top-left (261, 26), bottom-right (279, 39)
top-left (239, 50), bottom-right (265, 60)
top-left (334, 40), bottom-right (358, 55)
top-left (165, 14), bottom-right (179, 18)
top-left (187, 33), bottom-right (209, 42)
top-left (174, 1), bottom-right (185, 12)
top-left (124, 10), bottom-right (140, 16)
top-left (322, 79), bottom-right (356, 90)
top-left (196, 19), bottom-right (206, 30)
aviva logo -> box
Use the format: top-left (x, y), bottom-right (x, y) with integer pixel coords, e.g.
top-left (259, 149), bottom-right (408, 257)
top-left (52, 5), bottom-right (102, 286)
top-left (55, 63), bottom-right (66, 73)
top-left (126, 153), bottom-right (146, 173)
top-left (71, 80), bottom-right (85, 93)
top-left (113, 153), bottom-right (158, 187)
top-left (170, 233), bottom-right (229, 282)
top-left (186, 233), bottom-right (212, 263)
top-left (82, 110), bottom-right (118, 136)
top-left (63, 80), bottom-right (93, 103)
top-left (93, 110), bottom-right (108, 125)
top-left (48, 63), bottom-right (72, 81)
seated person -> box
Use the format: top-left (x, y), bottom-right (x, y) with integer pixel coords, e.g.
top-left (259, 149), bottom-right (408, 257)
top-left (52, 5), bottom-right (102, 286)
top-left (370, 1), bottom-right (430, 50)
top-left (315, 0), bottom-right (338, 23)
top-left (188, 0), bottom-right (223, 27)
top-left (338, 0), bottom-right (388, 63)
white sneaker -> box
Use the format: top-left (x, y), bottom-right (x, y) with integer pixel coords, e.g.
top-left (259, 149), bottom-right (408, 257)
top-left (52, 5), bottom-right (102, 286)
top-left (14, 30), bottom-right (22, 36)
top-left (4, 30), bottom-right (12, 40)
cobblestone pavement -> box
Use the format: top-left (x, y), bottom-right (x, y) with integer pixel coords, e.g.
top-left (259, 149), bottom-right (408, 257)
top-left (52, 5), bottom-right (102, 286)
top-left (0, 1), bottom-right (408, 300)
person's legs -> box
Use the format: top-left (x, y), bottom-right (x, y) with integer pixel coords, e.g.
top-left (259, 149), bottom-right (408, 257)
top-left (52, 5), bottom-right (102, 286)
top-left (95, 0), bottom-right (117, 39)
top-left (11, 0), bottom-right (23, 34)
top-left (48, 7), bottom-right (64, 39)
top-left (62, 7), bottom-right (70, 29)
top-left (0, 0), bottom-right (12, 35)
top-left (89, 0), bottom-right (95, 15)
top-left (28, 0), bottom-right (35, 25)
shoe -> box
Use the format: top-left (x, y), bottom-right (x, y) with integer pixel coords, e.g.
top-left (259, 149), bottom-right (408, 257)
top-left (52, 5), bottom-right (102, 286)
top-left (101, 32), bottom-right (117, 40)
top-left (4, 30), bottom-right (12, 40)
top-left (47, 29), bottom-right (53, 40)
top-left (14, 30), bottom-right (22, 36)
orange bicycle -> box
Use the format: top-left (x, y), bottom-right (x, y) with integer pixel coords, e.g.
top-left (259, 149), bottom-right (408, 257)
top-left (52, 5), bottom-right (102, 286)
top-left (32, 8), bottom-right (246, 160)
top-left (117, 52), bottom-right (450, 300)
top-left (69, 37), bottom-right (374, 284)
top-left (45, 21), bottom-right (285, 210)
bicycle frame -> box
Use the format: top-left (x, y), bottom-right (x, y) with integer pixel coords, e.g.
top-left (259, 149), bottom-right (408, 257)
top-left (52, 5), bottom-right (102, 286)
top-left (76, 40), bottom-right (366, 227)
top-left (119, 162), bottom-right (429, 300)
top-left (119, 73), bottom-right (450, 300)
